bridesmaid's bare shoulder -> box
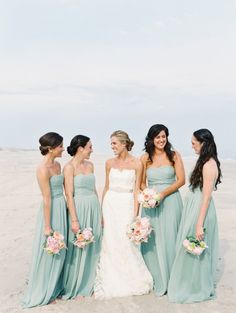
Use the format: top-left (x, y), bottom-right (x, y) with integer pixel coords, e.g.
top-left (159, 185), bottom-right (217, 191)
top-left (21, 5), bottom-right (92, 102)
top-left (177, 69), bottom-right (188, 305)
top-left (63, 161), bottom-right (74, 173)
top-left (36, 164), bottom-right (50, 181)
top-left (203, 158), bottom-right (218, 174)
top-left (132, 157), bottom-right (143, 171)
top-left (173, 150), bottom-right (183, 161)
top-left (140, 153), bottom-right (149, 163)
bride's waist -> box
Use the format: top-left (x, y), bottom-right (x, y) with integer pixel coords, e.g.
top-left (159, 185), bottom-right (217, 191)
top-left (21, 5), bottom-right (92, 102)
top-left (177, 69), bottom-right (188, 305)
top-left (109, 186), bottom-right (133, 193)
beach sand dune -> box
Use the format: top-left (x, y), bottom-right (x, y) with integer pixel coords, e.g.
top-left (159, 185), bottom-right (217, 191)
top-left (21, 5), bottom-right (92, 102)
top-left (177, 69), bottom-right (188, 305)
top-left (0, 151), bottom-right (235, 313)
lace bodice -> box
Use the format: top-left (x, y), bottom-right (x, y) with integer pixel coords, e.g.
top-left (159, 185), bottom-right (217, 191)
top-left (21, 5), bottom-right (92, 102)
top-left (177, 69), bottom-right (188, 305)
top-left (109, 168), bottom-right (135, 193)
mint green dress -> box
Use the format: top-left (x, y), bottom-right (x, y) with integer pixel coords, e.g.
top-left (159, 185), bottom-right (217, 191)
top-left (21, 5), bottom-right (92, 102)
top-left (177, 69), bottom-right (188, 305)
top-left (168, 187), bottom-right (219, 303)
top-left (141, 166), bottom-right (183, 296)
top-left (62, 173), bottom-right (102, 299)
top-left (22, 175), bottom-right (67, 308)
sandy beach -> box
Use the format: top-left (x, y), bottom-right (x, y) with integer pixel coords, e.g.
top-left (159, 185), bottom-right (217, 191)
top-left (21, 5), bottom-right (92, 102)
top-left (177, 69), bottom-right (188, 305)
top-left (0, 150), bottom-right (235, 313)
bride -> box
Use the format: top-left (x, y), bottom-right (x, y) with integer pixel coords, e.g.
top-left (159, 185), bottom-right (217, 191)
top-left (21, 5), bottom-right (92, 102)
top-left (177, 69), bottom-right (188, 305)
top-left (94, 130), bottom-right (153, 299)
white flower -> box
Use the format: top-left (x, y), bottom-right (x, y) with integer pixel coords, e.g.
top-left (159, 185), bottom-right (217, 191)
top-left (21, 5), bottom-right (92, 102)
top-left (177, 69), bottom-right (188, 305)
top-left (138, 193), bottom-right (145, 203)
top-left (148, 199), bottom-right (156, 208)
top-left (183, 239), bottom-right (190, 248)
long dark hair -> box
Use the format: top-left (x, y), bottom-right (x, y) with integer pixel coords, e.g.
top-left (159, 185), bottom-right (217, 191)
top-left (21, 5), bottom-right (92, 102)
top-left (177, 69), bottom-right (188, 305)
top-left (190, 129), bottom-right (222, 190)
top-left (67, 135), bottom-right (90, 156)
top-left (144, 124), bottom-right (175, 164)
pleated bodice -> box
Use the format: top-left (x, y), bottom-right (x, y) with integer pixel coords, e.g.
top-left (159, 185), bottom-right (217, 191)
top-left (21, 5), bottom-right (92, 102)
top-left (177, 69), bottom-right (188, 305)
top-left (147, 166), bottom-right (176, 191)
top-left (50, 175), bottom-right (64, 198)
top-left (74, 173), bottom-right (96, 196)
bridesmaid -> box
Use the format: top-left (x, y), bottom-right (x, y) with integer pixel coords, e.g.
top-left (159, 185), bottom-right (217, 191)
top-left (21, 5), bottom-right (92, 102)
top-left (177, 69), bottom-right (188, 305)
top-left (62, 135), bottom-right (102, 299)
top-left (22, 132), bottom-right (67, 308)
top-left (168, 129), bottom-right (222, 303)
top-left (140, 124), bottom-right (185, 296)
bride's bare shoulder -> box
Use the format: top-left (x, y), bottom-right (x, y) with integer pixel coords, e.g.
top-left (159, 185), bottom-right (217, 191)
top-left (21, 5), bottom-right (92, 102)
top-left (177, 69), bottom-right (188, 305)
top-left (105, 158), bottom-right (115, 169)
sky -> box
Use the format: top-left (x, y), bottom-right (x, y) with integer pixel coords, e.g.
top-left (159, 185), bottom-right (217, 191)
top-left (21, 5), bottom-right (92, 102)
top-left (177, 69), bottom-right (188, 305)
top-left (0, 0), bottom-right (236, 158)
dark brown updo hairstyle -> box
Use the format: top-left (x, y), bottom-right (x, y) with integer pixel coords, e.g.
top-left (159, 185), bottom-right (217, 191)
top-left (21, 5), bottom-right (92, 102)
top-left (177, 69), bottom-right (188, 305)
top-left (67, 135), bottom-right (90, 156)
top-left (190, 128), bottom-right (222, 190)
top-left (110, 130), bottom-right (134, 151)
top-left (144, 124), bottom-right (175, 164)
top-left (39, 132), bottom-right (63, 155)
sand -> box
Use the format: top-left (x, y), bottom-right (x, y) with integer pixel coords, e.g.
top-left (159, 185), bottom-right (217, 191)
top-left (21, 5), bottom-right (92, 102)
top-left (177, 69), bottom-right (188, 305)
top-left (0, 150), bottom-right (235, 313)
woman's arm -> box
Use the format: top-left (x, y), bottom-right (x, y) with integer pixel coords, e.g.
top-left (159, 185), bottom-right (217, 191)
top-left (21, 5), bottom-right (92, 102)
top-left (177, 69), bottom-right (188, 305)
top-left (195, 160), bottom-right (218, 241)
top-left (101, 160), bottom-right (111, 205)
top-left (90, 162), bottom-right (97, 198)
top-left (87, 161), bottom-right (98, 197)
top-left (64, 164), bottom-right (80, 234)
top-left (133, 160), bottom-right (143, 217)
top-left (36, 167), bottom-right (52, 235)
top-left (140, 154), bottom-right (148, 190)
top-left (90, 162), bottom-right (103, 226)
top-left (159, 151), bottom-right (185, 199)
top-left (100, 160), bottom-right (111, 226)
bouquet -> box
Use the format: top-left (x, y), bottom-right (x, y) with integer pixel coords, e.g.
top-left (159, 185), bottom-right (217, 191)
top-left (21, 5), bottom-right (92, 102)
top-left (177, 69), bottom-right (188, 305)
top-left (138, 188), bottom-right (161, 209)
top-left (73, 227), bottom-right (95, 248)
top-left (44, 231), bottom-right (66, 255)
top-left (127, 216), bottom-right (153, 245)
top-left (183, 234), bottom-right (208, 256)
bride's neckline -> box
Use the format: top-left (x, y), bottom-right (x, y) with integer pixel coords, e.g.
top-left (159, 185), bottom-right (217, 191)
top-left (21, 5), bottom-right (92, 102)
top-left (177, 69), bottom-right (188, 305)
top-left (111, 167), bottom-right (135, 173)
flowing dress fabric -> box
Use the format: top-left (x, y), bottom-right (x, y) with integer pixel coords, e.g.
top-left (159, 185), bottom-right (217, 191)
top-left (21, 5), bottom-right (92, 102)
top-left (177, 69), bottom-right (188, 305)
top-left (22, 175), bottom-right (67, 308)
top-left (141, 166), bottom-right (183, 296)
top-left (94, 168), bottom-right (153, 299)
top-left (62, 174), bottom-right (102, 299)
top-left (168, 187), bottom-right (219, 303)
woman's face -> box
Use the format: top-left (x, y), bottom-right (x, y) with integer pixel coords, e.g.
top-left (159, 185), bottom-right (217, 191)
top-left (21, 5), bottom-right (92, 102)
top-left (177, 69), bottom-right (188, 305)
top-left (153, 130), bottom-right (167, 150)
top-left (82, 140), bottom-right (93, 159)
top-left (191, 136), bottom-right (203, 155)
top-left (110, 136), bottom-right (126, 155)
top-left (52, 142), bottom-right (64, 158)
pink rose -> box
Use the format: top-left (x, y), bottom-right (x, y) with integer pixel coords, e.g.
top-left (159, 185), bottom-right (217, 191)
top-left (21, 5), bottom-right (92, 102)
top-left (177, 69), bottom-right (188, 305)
top-left (183, 239), bottom-right (190, 248)
top-left (78, 241), bottom-right (86, 248)
top-left (83, 228), bottom-right (93, 240)
top-left (193, 247), bottom-right (203, 256)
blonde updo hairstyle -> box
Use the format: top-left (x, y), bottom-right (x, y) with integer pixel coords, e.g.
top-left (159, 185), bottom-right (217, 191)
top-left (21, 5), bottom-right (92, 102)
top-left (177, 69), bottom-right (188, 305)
top-left (110, 130), bottom-right (134, 151)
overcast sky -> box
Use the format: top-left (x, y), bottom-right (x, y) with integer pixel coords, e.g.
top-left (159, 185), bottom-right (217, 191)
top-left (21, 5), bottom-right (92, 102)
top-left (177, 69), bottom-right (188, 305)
top-left (0, 0), bottom-right (235, 158)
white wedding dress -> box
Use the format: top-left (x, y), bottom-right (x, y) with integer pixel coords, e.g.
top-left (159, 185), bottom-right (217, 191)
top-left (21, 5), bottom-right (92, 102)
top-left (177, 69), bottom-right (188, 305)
top-left (94, 168), bottom-right (153, 299)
